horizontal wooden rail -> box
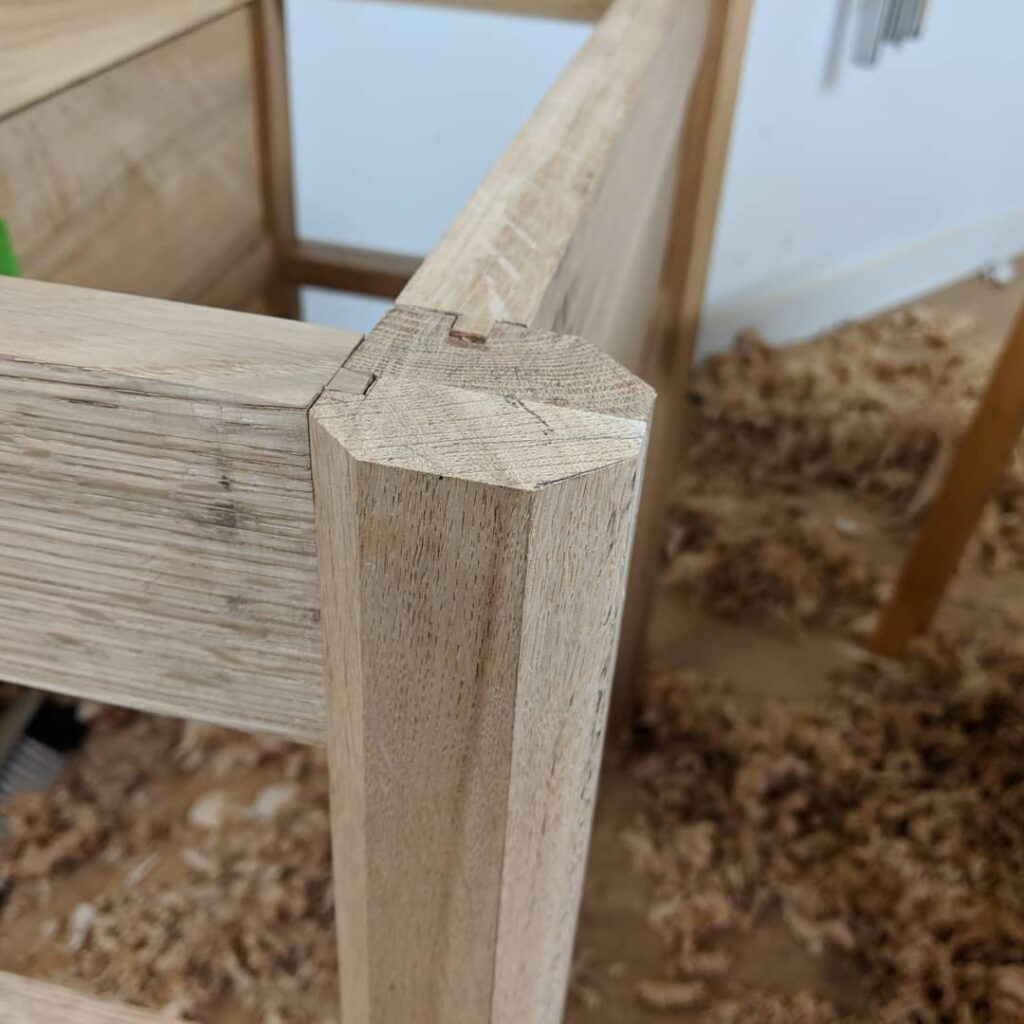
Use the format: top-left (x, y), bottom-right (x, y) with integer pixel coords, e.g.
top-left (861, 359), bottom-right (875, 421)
top-left (0, 276), bottom-right (363, 743)
top-left (400, 0), bottom-right (711, 347)
top-left (0, 972), bottom-right (167, 1023)
top-left (281, 239), bottom-right (422, 299)
top-left (357, 0), bottom-right (611, 21)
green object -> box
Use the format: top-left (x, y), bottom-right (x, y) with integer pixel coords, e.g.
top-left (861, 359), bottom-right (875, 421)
top-left (0, 219), bottom-right (20, 277)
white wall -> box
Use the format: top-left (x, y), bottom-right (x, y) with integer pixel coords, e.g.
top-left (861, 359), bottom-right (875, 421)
top-left (698, 0), bottom-right (1024, 355)
top-left (286, 0), bottom-right (590, 334)
top-left (288, 1), bottom-right (1024, 349)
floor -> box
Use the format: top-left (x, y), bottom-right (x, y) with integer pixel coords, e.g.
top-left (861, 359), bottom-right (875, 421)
top-left (565, 262), bottom-right (1024, 1022)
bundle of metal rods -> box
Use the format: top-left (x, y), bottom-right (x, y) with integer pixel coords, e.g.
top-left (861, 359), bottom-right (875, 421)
top-left (856, 0), bottom-right (929, 66)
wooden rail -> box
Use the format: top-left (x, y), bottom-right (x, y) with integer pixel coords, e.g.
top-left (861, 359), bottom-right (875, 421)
top-left (0, 277), bottom-right (362, 742)
top-left (0, 0), bottom-right (747, 1020)
top-left (0, 972), bottom-right (167, 1023)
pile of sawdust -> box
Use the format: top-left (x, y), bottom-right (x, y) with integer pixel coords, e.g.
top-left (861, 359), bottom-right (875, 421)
top-left (0, 712), bottom-right (336, 1023)
top-left (618, 304), bottom-right (1024, 1021)
top-left (679, 309), bottom-right (1024, 575)
top-left (624, 630), bottom-right (1024, 1023)
top-left (663, 490), bottom-right (883, 631)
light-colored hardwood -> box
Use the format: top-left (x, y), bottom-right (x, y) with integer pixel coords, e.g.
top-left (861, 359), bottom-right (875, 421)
top-left (192, 236), bottom-right (278, 313)
top-left (0, 11), bottom-right (269, 309)
top-left (311, 305), bottom-right (653, 1024)
top-left (252, 0), bottom-right (300, 317)
top-left (873, 300), bottom-right (1024, 656)
top-left (357, 0), bottom-right (610, 21)
top-left (0, 277), bottom-right (364, 742)
top-left (283, 240), bottom-right (422, 299)
top-left (398, 0), bottom-right (749, 731)
top-left (399, 0), bottom-right (712, 345)
top-left (0, 0), bottom-right (249, 119)
top-left (0, 972), bottom-right (171, 1023)
top-left (612, 0), bottom-right (754, 726)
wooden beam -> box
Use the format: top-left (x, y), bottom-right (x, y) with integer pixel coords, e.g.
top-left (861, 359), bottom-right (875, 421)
top-left (356, 0), bottom-right (611, 21)
top-left (612, 0), bottom-right (753, 728)
top-left (311, 305), bottom-right (652, 1024)
top-left (251, 0), bottom-right (301, 317)
top-left (0, 0), bottom-right (250, 120)
top-left (399, 0), bottom-right (713, 342)
top-left (281, 240), bottom-right (422, 299)
top-left (0, 11), bottom-right (270, 310)
top-left (398, 0), bottom-right (750, 730)
top-left (0, 277), bottom-right (364, 743)
top-left (873, 301), bottom-right (1024, 657)
top-left (0, 972), bottom-right (169, 1023)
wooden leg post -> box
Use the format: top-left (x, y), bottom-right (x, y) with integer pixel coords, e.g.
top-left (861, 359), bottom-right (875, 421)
top-left (609, 0), bottom-right (753, 730)
top-left (310, 307), bottom-right (652, 1023)
top-left (873, 300), bottom-right (1024, 657)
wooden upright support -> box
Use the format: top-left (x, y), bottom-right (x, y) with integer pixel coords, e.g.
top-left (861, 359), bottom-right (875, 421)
top-left (611, 0), bottom-right (753, 727)
top-left (310, 307), bottom-right (653, 1023)
top-left (873, 300), bottom-right (1024, 657)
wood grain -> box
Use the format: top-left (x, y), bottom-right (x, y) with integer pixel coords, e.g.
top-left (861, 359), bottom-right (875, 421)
top-left (355, 0), bottom-right (610, 20)
top-left (311, 306), bottom-right (652, 1023)
top-left (0, 277), bottom-right (364, 742)
top-left (0, 11), bottom-right (268, 308)
top-left (399, 0), bottom-right (711, 347)
top-left (251, 0), bottom-right (300, 318)
top-left (873, 300), bottom-right (1024, 656)
top-left (0, 0), bottom-right (249, 119)
top-left (612, 0), bottom-right (754, 727)
top-left (0, 972), bottom-right (170, 1024)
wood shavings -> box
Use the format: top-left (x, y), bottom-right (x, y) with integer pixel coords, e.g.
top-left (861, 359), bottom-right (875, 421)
top-left (637, 978), bottom-right (706, 1009)
top-left (678, 308), bottom-right (1024, 575)
top-left (0, 712), bottom-right (337, 1023)
top-left (615, 303), bottom-right (1024, 1022)
top-left (630, 633), bottom-right (1024, 1021)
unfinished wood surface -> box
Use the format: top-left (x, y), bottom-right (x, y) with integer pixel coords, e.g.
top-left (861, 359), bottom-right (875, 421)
top-left (0, 11), bottom-right (269, 308)
top-left (252, 0), bottom-right (300, 318)
top-left (0, 277), bottom-right (364, 742)
top-left (191, 237), bottom-right (278, 313)
top-left (359, 0), bottom-right (610, 20)
top-left (283, 240), bottom-right (422, 299)
top-left (399, 0), bottom-right (712, 349)
top-left (0, 972), bottom-right (168, 1024)
top-left (611, 0), bottom-right (753, 727)
top-left (311, 306), bottom-right (652, 1024)
top-left (873, 301), bottom-right (1024, 657)
top-left (0, 0), bottom-right (249, 119)
top-left (651, 0), bottom-right (753, 380)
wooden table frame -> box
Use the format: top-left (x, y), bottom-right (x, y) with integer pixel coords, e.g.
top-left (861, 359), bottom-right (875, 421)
top-left (0, 0), bottom-right (750, 1019)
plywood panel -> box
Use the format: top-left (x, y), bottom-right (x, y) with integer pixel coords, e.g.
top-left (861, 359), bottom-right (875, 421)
top-left (0, 277), bottom-right (365, 742)
top-left (0, 11), bottom-right (269, 307)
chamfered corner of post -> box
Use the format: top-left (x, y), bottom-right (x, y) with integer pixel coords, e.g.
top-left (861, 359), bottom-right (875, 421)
top-left (309, 371), bottom-right (647, 492)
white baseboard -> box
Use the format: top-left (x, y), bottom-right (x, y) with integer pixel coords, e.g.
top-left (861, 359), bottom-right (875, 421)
top-left (696, 207), bottom-right (1024, 359)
